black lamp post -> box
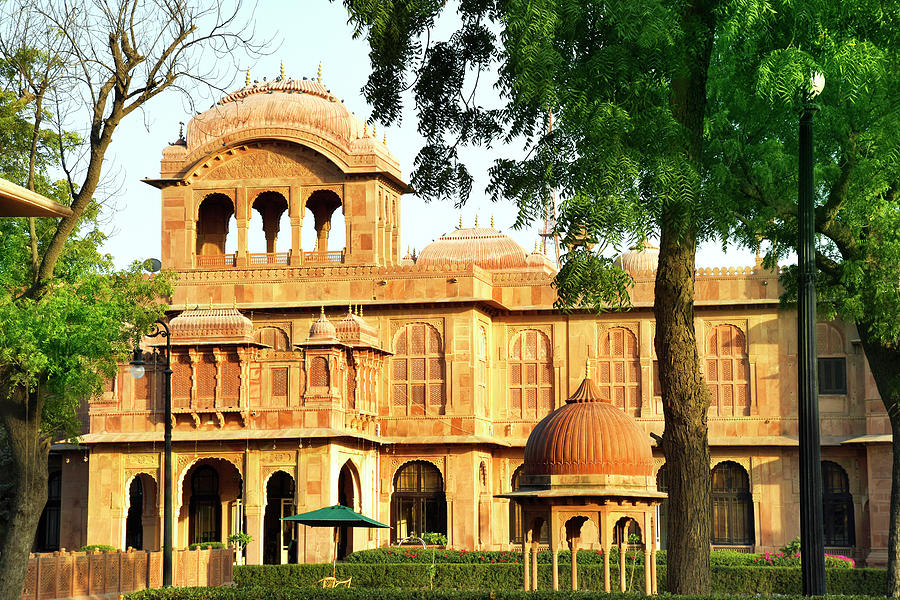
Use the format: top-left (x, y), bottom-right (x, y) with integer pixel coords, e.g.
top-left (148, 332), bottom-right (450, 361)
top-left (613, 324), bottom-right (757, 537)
top-left (797, 71), bottom-right (826, 596)
top-left (130, 320), bottom-right (173, 587)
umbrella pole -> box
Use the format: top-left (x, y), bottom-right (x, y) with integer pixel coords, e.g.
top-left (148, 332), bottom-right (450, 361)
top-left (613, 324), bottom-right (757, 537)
top-left (333, 526), bottom-right (338, 578)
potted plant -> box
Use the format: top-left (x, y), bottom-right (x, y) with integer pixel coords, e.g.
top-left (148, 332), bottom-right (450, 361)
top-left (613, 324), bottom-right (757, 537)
top-left (228, 532), bottom-right (253, 565)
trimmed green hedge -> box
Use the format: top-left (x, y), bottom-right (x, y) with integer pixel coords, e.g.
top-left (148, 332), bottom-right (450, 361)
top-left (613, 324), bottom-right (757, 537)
top-left (128, 587), bottom-right (888, 600)
top-left (232, 563), bottom-right (886, 596)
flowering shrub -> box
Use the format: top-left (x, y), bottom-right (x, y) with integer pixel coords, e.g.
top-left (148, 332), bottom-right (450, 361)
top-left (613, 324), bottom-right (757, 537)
top-left (751, 551), bottom-right (854, 569)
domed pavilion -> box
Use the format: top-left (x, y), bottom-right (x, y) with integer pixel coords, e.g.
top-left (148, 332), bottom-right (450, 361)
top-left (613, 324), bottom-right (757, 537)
top-left (499, 361), bottom-right (665, 593)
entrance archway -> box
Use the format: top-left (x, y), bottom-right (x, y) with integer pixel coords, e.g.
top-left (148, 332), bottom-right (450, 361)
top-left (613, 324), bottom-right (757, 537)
top-left (263, 471), bottom-right (296, 564)
top-left (178, 458), bottom-right (243, 548)
top-left (337, 461), bottom-right (359, 559)
top-left (125, 477), bottom-right (144, 549)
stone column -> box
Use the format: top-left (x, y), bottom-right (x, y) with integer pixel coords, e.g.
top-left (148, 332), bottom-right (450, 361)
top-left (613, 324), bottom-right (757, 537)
top-left (619, 539), bottom-right (627, 592)
top-left (570, 538), bottom-right (578, 591)
top-left (550, 514), bottom-right (559, 591)
top-left (644, 510), bottom-right (653, 595)
top-left (531, 539), bottom-right (539, 590)
top-left (602, 514), bottom-right (611, 593)
top-left (523, 528), bottom-right (531, 591)
top-left (244, 505), bottom-right (262, 565)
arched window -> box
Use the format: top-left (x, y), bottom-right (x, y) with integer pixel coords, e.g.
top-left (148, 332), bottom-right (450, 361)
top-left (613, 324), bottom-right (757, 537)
top-left (196, 193), bottom-right (235, 261)
top-left (711, 461), bottom-right (754, 545)
top-left (817, 323), bottom-right (847, 395)
top-left (656, 465), bottom-right (668, 550)
top-left (509, 465), bottom-right (524, 544)
top-left (597, 327), bottom-right (641, 416)
top-left (822, 461), bottom-right (855, 547)
top-left (392, 323), bottom-right (445, 416)
top-left (706, 325), bottom-right (750, 416)
top-left (508, 329), bottom-right (553, 418)
top-left (250, 191), bottom-right (289, 256)
top-left (391, 461), bottom-right (446, 542)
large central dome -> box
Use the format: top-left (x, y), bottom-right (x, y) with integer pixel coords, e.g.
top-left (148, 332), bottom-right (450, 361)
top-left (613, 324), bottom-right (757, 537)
top-left (185, 77), bottom-right (374, 157)
top-left (416, 226), bottom-right (528, 271)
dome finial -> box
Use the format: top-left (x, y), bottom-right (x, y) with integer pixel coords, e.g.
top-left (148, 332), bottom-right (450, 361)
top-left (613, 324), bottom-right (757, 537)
top-left (358, 305), bottom-right (363, 317)
top-left (372, 123), bottom-right (377, 138)
top-left (280, 60), bottom-right (285, 80)
top-left (363, 121), bottom-right (368, 136)
top-left (458, 215), bottom-right (463, 229)
top-left (320, 306), bottom-right (325, 318)
top-left (475, 214), bottom-right (479, 227)
top-left (585, 356), bottom-right (591, 380)
top-left (383, 132), bottom-right (387, 144)
top-left (317, 61), bottom-right (323, 84)
top-left (245, 69), bottom-right (251, 86)
top-left (491, 215), bottom-right (495, 228)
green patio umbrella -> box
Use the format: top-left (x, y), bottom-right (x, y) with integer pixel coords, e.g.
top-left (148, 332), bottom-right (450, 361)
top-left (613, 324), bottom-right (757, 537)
top-left (282, 504), bottom-right (389, 575)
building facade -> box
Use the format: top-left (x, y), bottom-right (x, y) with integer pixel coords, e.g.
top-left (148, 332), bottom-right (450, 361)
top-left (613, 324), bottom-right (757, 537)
top-left (44, 76), bottom-right (892, 567)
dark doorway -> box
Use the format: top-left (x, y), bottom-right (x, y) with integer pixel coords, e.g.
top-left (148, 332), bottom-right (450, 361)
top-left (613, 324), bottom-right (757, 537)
top-left (125, 477), bottom-right (144, 549)
top-left (263, 472), bottom-right (296, 564)
top-left (34, 470), bottom-right (61, 552)
top-left (189, 466), bottom-right (221, 544)
top-left (337, 462), bottom-right (357, 559)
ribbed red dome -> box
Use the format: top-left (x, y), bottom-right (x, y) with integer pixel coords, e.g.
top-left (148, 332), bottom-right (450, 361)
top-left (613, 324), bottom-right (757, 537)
top-left (524, 378), bottom-right (653, 477)
top-left (308, 307), bottom-right (337, 342)
top-left (417, 227), bottom-right (527, 270)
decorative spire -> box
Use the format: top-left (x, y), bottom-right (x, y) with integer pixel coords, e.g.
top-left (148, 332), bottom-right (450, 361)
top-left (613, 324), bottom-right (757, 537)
top-left (475, 214), bottom-right (479, 227)
top-left (245, 69), bottom-right (250, 86)
top-left (280, 60), bottom-right (285, 80)
top-left (383, 132), bottom-right (387, 144)
top-left (317, 62), bottom-right (323, 84)
top-left (372, 123), bottom-right (377, 138)
top-left (320, 306), bottom-right (325, 319)
top-left (585, 356), bottom-right (591, 380)
top-left (458, 215), bottom-right (463, 229)
top-left (363, 121), bottom-right (368, 136)
top-left (178, 121), bottom-right (184, 139)
top-left (359, 305), bottom-right (363, 317)
top-left (491, 215), bottom-right (495, 228)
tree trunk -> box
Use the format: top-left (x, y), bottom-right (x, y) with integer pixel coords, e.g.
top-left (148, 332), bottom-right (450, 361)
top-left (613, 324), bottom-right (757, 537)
top-left (654, 0), bottom-right (716, 594)
top-left (856, 322), bottom-right (900, 596)
top-left (654, 227), bottom-right (712, 594)
top-left (0, 382), bottom-right (49, 600)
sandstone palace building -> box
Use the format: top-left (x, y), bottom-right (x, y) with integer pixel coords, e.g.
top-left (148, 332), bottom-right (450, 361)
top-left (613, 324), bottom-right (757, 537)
top-left (38, 76), bottom-right (891, 567)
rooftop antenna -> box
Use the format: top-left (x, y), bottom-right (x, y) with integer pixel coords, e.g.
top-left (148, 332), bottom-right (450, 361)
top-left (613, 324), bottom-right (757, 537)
top-left (540, 109), bottom-right (562, 268)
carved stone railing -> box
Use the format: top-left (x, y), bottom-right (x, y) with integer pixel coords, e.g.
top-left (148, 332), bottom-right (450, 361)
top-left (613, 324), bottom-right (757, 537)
top-left (303, 250), bottom-right (344, 264)
top-left (20, 547), bottom-right (234, 600)
top-left (196, 253), bottom-right (237, 268)
top-left (249, 252), bottom-right (290, 265)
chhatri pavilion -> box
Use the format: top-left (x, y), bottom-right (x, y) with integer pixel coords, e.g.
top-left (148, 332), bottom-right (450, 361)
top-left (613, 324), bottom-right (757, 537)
top-left (37, 70), bottom-right (891, 569)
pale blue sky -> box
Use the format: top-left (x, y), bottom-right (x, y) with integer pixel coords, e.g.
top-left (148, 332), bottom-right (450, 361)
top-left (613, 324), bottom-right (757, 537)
top-left (99, 0), bottom-right (754, 269)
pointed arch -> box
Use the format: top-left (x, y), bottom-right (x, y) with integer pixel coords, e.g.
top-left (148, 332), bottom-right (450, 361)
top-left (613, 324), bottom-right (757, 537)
top-left (706, 324), bottom-right (750, 416)
top-left (710, 460), bottom-right (754, 545)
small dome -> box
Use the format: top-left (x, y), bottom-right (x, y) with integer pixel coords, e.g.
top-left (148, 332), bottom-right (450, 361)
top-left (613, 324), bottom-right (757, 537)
top-left (524, 376), bottom-right (653, 479)
top-left (526, 247), bottom-right (557, 272)
top-left (162, 143), bottom-right (187, 160)
top-left (417, 226), bottom-right (527, 271)
top-left (614, 241), bottom-right (659, 275)
top-left (400, 248), bottom-right (416, 267)
top-left (335, 306), bottom-right (378, 346)
top-left (308, 307), bottom-right (337, 342)
top-left (169, 307), bottom-right (253, 345)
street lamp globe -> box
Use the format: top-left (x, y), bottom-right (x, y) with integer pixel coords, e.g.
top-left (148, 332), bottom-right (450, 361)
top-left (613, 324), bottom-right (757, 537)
top-left (808, 71), bottom-right (825, 100)
top-left (129, 349), bottom-right (146, 379)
